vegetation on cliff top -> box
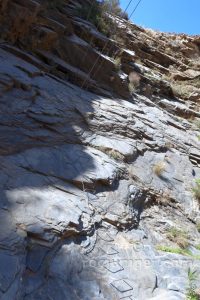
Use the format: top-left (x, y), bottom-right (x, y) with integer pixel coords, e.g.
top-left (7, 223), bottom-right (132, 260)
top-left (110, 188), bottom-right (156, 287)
top-left (76, 0), bottom-right (128, 36)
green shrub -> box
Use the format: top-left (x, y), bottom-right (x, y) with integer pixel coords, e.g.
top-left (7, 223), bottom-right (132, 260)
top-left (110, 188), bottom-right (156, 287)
top-left (187, 268), bottom-right (199, 300)
top-left (196, 223), bottom-right (200, 233)
top-left (76, 2), bottom-right (112, 36)
top-left (196, 244), bottom-right (200, 251)
top-left (156, 245), bottom-right (200, 260)
top-left (102, 0), bottom-right (128, 19)
top-left (47, 0), bottom-right (64, 9)
top-left (156, 245), bottom-right (190, 256)
top-left (75, 1), bottom-right (128, 37)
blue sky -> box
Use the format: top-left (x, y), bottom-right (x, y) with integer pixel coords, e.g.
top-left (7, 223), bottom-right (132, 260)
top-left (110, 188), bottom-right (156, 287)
top-left (120, 0), bottom-right (200, 35)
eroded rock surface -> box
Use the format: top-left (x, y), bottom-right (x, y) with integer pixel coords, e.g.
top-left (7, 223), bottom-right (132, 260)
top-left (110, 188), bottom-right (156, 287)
top-left (0, 1), bottom-right (200, 299)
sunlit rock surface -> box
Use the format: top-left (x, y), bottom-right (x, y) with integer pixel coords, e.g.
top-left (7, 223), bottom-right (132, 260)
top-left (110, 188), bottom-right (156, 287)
top-left (0, 1), bottom-right (200, 299)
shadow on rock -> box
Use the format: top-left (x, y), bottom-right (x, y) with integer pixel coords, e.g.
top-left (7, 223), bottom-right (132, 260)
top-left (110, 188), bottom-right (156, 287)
top-left (0, 47), bottom-right (110, 299)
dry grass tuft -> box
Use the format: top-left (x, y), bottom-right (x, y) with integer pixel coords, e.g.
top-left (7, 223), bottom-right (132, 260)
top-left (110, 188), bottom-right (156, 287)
top-left (108, 149), bottom-right (124, 161)
top-left (193, 179), bottom-right (200, 203)
top-left (171, 82), bottom-right (199, 100)
top-left (167, 227), bottom-right (189, 249)
top-left (153, 161), bottom-right (166, 177)
top-left (193, 119), bottom-right (200, 130)
top-left (128, 82), bottom-right (136, 94)
top-left (196, 223), bottom-right (200, 233)
top-left (128, 72), bottom-right (141, 94)
top-left (114, 57), bottom-right (121, 71)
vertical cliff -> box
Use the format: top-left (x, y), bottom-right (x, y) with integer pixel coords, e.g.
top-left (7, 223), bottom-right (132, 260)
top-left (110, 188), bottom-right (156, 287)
top-left (0, 1), bottom-right (200, 299)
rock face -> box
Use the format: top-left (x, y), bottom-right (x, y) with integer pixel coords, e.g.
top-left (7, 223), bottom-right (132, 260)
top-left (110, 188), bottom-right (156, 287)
top-left (0, 1), bottom-right (200, 299)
